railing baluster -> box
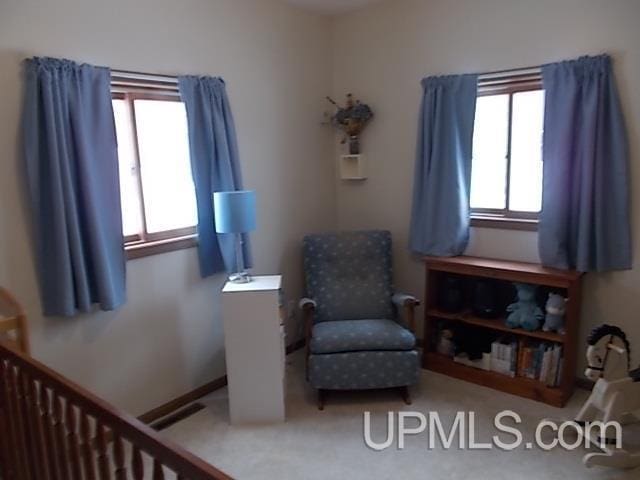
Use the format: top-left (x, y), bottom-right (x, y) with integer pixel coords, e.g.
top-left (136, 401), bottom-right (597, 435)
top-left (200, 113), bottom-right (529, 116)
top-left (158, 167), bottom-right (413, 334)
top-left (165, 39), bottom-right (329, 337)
top-left (66, 402), bottom-right (84, 480)
top-left (113, 433), bottom-right (128, 480)
top-left (53, 394), bottom-right (71, 479)
top-left (0, 360), bottom-right (12, 480)
top-left (40, 384), bottom-right (61, 480)
top-left (96, 422), bottom-right (112, 480)
top-left (31, 379), bottom-right (52, 480)
top-left (0, 418), bottom-right (10, 479)
top-left (132, 446), bottom-right (144, 480)
top-left (0, 408), bottom-right (7, 479)
top-left (1, 360), bottom-right (22, 479)
top-left (153, 459), bottom-right (165, 480)
top-left (13, 366), bottom-right (34, 480)
top-left (81, 412), bottom-right (97, 480)
top-left (23, 370), bottom-right (47, 479)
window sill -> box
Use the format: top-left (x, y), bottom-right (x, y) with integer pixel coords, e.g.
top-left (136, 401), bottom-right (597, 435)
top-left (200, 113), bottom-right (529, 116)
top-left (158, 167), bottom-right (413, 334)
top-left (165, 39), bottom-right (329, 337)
top-left (125, 234), bottom-right (198, 260)
top-left (470, 215), bottom-right (538, 232)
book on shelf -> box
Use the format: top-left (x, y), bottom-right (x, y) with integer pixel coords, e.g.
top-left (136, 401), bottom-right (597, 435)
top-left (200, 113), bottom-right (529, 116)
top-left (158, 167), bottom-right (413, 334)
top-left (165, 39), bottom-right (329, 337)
top-left (555, 357), bottom-right (564, 387)
top-left (545, 344), bottom-right (563, 387)
top-left (516, 340), bottom-right (563, 387)
top-left (517, 341), bottom-right (535, 378)
top-left (490, 338), bottom-right (517, 378)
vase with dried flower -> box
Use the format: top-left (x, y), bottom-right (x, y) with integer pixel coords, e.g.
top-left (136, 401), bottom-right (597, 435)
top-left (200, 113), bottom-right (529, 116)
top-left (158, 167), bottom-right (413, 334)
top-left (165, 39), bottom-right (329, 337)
top-left (326, 94), bottom-right (374, 155)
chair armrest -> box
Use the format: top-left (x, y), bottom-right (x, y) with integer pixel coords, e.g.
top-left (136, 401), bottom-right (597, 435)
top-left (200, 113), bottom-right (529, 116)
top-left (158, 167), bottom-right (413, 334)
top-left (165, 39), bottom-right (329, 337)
top-left (392, 293), bottom-right (420, 333)
top-left (299, 298), bottom-right (317, 311)
top-left (392, 293), bottom-right (420, 308)
top-left (300, 298), bottom-right (316, 379)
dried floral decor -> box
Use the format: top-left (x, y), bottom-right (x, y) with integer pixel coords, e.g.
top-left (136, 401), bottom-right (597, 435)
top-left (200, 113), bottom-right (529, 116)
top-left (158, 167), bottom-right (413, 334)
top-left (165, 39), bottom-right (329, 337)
top-left (326, 94), bottom-right (373, 154)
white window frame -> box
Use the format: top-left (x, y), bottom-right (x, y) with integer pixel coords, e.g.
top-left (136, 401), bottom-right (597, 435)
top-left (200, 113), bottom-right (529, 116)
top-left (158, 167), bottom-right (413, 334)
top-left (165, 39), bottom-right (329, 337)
top-left (471, 70), bottom-right (543, 231)
top-left (111, 72), bottom-right (197, 259)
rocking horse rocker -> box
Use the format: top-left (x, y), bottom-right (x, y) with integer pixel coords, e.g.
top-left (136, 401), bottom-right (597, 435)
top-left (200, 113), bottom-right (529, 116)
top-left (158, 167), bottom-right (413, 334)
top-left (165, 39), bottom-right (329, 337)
top-left (574, 324), bottom-right (640, 469)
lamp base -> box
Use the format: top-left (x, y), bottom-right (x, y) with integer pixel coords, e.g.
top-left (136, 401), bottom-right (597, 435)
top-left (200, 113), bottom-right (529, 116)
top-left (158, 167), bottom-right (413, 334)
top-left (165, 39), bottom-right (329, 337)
top-left (229, 272), bottom-right (252, 284)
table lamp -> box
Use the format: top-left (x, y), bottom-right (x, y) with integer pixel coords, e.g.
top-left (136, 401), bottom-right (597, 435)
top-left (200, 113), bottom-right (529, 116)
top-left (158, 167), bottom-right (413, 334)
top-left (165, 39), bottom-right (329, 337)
top-left (213, 190), bottom-right (256, 283)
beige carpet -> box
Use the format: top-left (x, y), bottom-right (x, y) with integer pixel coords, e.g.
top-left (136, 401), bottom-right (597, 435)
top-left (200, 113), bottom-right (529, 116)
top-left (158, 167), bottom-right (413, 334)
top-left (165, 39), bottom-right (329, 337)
top-left (162, 352), bottom-right (640, 480)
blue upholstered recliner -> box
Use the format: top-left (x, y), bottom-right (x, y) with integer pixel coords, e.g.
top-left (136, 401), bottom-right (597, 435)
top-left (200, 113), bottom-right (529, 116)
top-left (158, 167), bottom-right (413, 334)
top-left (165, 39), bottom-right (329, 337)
top-left (300, 230), bottom-right (420, 409)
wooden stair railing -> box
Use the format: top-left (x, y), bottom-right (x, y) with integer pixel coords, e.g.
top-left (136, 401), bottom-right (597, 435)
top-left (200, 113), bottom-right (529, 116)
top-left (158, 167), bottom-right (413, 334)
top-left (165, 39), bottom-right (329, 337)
top-left (0, 341), bottom-right (232, 480)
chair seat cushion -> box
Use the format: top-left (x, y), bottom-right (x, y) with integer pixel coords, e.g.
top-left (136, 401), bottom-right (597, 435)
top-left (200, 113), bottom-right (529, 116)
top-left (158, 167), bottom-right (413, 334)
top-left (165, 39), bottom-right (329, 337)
top-left (310, 319), bottom-right (416, 354)
top-left (309, 350), bottom-right (420, 390)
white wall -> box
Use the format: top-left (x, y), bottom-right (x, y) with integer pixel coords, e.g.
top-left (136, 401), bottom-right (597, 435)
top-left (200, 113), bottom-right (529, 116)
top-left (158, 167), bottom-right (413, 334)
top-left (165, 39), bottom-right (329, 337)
top-left (0, 0), bottom-right (335, 415)
top-left (331, 0), bottom-right (640, 374)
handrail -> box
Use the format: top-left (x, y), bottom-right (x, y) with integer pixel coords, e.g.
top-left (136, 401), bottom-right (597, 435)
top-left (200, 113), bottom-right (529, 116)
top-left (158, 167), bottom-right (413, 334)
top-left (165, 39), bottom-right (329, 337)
top-left (0, 341), bottom-right (232, 480)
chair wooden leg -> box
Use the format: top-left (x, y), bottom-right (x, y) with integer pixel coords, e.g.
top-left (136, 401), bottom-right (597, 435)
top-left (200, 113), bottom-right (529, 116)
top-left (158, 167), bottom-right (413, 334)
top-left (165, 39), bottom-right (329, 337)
top-left (317, 389), bottom-right (326, 410)
top-left (400, 386), bottom-right (412, 405)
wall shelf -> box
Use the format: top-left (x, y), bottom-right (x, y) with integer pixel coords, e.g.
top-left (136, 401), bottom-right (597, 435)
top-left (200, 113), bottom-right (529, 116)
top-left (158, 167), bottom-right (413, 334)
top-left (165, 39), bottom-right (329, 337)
top-left (339, 154), bottom-right (366, 180)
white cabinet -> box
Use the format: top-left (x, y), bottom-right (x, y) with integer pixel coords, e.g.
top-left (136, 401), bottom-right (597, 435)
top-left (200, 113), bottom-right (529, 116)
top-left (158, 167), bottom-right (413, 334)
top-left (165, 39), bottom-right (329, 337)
top-left (221, 275), bottom-right (285, 424)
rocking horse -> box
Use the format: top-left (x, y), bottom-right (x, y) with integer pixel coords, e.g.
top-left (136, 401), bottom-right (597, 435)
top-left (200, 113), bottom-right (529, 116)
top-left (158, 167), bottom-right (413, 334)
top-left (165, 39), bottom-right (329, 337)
top-left (575, 324), bottom-right (640, 469)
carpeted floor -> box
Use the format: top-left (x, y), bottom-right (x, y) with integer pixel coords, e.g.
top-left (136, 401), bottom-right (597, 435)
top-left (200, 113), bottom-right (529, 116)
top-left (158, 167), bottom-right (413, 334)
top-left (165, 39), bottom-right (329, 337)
top-left (162, 352), bottom-right (640, 480)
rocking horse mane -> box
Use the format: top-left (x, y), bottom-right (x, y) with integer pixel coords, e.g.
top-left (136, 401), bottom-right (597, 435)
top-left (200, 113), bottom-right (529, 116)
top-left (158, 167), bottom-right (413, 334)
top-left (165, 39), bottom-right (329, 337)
top-left (588, 324), bottom-right (631, 370)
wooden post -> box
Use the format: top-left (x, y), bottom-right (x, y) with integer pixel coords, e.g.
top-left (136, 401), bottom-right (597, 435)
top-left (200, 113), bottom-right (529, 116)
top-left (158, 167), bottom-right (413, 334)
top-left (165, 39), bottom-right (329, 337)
top-left (96, 423), bottom-right (112, 480)
top-left (40, 385), bottom-right (62, 480)
top-left (81, 413), bottom-right (97, 480)
top-left (14, 368), bottom-right (34, 480)
top-left (1, 361), bottom-right (23, 479)
top-left (153, 459), bottom-right (165, 480)
top-left (422, 267), bottom-right (439, 368)
top-left (53, 395), bottom-right (70, 480)
top-left (31, 379), bottom-right (51, 480)
top-left (66, 402), bottom-right (83, 480)
top-left (561, 280), bottom-right (582, 400)
top-left (132, 446), bottom-right (145, 480)
top-left (113, 434), bottom-right (127, 480)
top-left (0, 363), bottom-right (11, 480)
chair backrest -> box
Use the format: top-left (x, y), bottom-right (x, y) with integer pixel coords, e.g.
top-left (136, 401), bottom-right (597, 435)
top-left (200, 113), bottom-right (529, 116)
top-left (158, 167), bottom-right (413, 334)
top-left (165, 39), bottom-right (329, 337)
top-left (303, 230), bottom-right (394, 323)
top-left (0, 287), bottom-right (29, 355)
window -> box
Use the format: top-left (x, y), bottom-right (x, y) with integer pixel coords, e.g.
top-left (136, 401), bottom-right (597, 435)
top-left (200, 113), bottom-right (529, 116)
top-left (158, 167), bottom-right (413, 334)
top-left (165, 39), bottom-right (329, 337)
top-left (111, 74), bottom-right (198, 258)
top-left (470, 71), bottom-right (544, 229)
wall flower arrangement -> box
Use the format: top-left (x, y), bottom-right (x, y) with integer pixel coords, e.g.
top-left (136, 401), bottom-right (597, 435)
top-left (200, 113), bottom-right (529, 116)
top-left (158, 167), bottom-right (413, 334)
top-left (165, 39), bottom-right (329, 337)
top-left (326, 94), bottom-right (374, 154)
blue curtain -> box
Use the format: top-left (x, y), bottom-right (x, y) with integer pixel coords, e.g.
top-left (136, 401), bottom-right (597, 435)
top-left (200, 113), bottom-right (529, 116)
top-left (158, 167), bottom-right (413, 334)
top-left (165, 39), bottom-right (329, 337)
top-left (409, 75), bottom-right (478, 256)
top-left (22, 57), bottom-right (126, 316)
top-left (178, 76), bottom-right (251, 277)
top-left (539, 55), bottom-right (631, 272)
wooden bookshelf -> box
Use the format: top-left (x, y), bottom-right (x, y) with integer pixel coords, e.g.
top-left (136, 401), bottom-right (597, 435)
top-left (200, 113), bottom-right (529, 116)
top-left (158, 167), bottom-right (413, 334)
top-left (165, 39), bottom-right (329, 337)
top-left (422, 256), bottom-right (583, 407)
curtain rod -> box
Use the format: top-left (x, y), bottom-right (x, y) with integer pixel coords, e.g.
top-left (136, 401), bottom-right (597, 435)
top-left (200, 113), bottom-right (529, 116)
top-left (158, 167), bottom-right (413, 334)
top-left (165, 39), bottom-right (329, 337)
top-left (478, 65), bottom-right (542, 77)
top-left (111, 68), bottom-right (179, 83)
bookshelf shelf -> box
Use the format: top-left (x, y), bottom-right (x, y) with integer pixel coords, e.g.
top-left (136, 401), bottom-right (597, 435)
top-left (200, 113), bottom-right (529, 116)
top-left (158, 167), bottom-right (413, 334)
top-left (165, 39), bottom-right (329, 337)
top-left (427, 308), bottom-right (566, 343)
top-left (422, 256), bottom-right (583, 407)
top-left (425, 353), bottom-right (565, 407)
